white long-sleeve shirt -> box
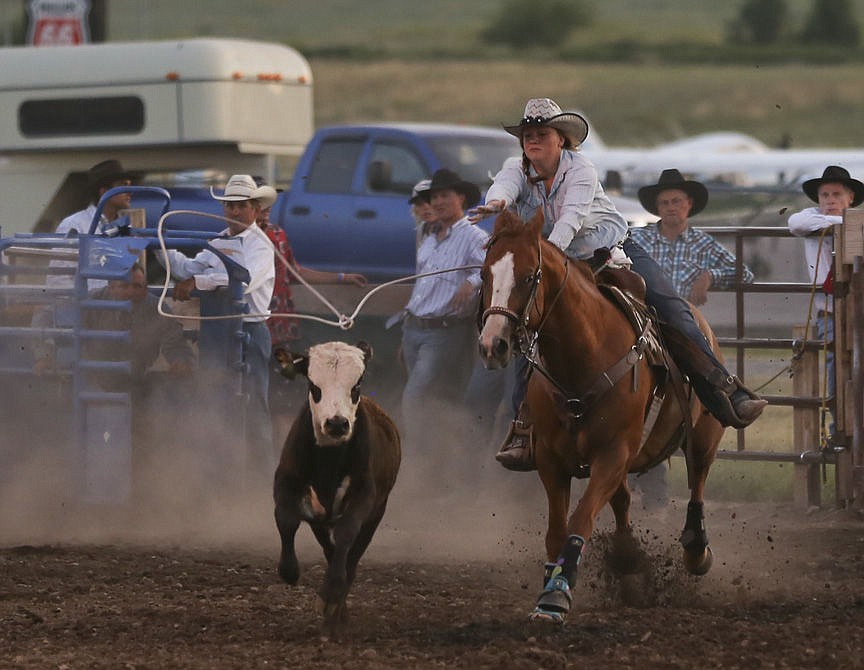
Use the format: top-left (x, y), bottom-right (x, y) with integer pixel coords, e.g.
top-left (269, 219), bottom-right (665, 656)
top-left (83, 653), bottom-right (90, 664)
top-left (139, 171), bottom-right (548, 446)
top-left (47, 204), bottom-right (113, 289)
top-left (788, 206), bottom-right (840, 313)
top-left (484, 151), bottom-right (628, 260)
top-left (163, 225), bottom-right (274, 322)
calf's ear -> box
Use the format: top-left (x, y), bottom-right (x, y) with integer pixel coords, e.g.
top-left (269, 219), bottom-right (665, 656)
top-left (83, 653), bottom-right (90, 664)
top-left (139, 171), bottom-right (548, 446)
top-left (356, 341), bottom-right (373, 363)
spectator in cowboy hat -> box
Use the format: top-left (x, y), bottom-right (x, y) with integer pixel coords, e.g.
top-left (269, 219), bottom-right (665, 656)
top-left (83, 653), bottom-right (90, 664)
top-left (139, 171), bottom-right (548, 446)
top-left (33, 160), bottom-right (138, 371)
top-left (409, 178), bottom-right (436, 246)
top-left (469, 97), bottom-right (766, 472)
top-left (55, 159), bottom-right (134, 237)
top-left (631, 168), bottom-right (754, 306)
top-left (788, 165), bottom-right (864, 438)
top-left (158, 174), bottom-right (277, 488)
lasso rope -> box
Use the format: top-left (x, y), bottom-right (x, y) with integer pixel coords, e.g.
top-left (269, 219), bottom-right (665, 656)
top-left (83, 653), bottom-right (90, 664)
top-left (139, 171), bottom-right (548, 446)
top-left (154, 209), bottom-right (479, 329)
top-left (780, 225), bottom-right (833, 449)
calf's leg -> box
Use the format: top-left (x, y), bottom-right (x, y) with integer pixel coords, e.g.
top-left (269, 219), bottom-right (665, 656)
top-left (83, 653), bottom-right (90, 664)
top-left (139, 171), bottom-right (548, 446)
top-left (274, 476), bottom-right (304, 585)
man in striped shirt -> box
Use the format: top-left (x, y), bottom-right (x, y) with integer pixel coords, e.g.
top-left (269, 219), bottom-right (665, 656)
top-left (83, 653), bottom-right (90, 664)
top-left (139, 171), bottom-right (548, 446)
top-left (400, 169), bottom-right (491, 462)
top-left (630, 169), bottom-right (753, 306)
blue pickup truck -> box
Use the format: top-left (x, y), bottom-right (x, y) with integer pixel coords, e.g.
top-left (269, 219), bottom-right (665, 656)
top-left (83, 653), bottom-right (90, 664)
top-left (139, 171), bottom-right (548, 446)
top-left (138, 123), bottom-right (521, 282)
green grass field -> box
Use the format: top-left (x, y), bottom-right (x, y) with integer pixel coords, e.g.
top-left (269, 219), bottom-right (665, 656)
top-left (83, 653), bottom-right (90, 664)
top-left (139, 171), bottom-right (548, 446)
top-left (99, 2), bottom-right (864, 148)
top-left (307, 59), bottom-right (864, 148)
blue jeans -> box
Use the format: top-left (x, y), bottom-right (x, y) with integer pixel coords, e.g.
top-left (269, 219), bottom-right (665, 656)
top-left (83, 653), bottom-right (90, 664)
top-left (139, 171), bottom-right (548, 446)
top-left (624, 238), bottom-right (735, 413)
top-left (243, 321), bottom-right (274, 485)
top-left (401, 320), bottom-right (474, 452)
top-left (623, 238), bottom-right (725, 369)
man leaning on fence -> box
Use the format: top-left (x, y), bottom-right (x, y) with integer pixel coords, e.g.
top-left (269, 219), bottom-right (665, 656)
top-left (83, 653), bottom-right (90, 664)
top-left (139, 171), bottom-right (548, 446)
top-left (787, 165), bottom-right (864, 438)
top-left (630, 169), bottom-right (754, 306)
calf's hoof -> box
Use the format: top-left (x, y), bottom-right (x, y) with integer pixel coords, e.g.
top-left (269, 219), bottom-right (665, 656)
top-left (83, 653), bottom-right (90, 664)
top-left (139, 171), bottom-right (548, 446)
top-left (278, 559), bottom-right (300, 585)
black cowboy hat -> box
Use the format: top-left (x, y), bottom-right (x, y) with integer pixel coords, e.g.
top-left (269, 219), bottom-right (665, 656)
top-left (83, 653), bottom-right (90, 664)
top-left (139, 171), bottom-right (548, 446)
top-left (86, 159), bottom-right (133, 189)
top-left (802, 165), bottom-right (864, 208)
top-left (637, 168), bottom-right (709, 217)
top-left (428, 168), bottom-right (481, 209)
top-left (503, 98), bottom-right (589, 148)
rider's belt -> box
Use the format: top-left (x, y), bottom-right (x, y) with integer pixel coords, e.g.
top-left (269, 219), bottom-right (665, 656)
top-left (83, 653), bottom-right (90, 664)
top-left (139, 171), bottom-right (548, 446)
top-left (404, 313), bottom-right (468, 330)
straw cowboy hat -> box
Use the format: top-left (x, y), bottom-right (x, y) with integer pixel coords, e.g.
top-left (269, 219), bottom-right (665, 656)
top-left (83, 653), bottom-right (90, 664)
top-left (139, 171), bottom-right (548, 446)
top-left (428, 169), bottom-right (481, 209)
top-left (504, 98), bottom-right (589, 148)
top-left (638, 168), bottom-right (709, 217)
top-left (210, 174), bottom-right (278, 209)
top-left (802, 165), bottom-right (864, 208)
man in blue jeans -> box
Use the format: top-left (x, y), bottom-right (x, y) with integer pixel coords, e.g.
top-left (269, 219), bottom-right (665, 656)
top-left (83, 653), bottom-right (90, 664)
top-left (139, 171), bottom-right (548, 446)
top-left (399, 169), bottom-right (488, 464)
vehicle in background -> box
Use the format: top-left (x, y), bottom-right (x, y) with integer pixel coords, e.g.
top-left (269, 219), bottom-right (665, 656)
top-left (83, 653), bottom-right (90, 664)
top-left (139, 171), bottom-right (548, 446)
top-left (143, 123), bottom-right (656, 283)
top-left (581, 120), bottom-right (864, 190)
top-left (0, 37), bottom-right (313, 236)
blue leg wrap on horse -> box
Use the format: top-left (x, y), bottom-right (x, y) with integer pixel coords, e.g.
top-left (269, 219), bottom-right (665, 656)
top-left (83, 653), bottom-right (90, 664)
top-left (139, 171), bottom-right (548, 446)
top-left (680, 501), bottom-right (708, 554)
top-left (558, 534), bottom-right (585, 584)
top-left (531, 536), bottom-right (585, 623)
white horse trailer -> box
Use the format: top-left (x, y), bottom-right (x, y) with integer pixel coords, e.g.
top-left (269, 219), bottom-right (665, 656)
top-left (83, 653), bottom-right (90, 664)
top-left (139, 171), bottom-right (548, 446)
top-left (0, 37), bottom-right (313, 235)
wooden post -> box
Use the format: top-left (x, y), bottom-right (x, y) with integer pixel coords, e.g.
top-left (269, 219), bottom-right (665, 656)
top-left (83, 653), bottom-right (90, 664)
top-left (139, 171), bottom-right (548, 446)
top-left (792, 324), bottom-right (820, 509)
top-left (840, 210), bottom-right (864, 510)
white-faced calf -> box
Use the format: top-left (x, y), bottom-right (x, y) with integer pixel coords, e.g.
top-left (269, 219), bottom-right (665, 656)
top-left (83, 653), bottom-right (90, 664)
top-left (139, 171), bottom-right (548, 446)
top-left (273, 341), bottom-right (401, 630)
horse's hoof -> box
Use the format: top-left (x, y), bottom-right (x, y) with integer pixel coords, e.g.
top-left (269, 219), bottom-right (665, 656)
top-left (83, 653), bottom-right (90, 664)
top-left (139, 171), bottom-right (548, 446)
top-left (529, 574), bottom-right (571, 624)
top-left (528, 606), bottom-right (567, 625)
top-left (683, 545), bottom-right (714, 575)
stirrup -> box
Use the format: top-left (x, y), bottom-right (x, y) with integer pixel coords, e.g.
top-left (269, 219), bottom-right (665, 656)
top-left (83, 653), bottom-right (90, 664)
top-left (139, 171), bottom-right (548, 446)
top-left (495, 420), bottom-right (536, 471)
top-left (708, 371), bottom-right (767, 429)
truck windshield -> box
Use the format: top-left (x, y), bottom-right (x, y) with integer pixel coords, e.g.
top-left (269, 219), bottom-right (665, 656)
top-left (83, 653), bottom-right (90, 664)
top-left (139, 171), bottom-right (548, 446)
top-left (425, 136), bottom-right (520, 189)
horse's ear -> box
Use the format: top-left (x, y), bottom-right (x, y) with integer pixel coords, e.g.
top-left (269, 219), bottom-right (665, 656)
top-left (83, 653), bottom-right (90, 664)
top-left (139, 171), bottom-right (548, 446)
top-left (492, 208), bottom-right (511, 235)
top-left (527, 208), bottom-right (545, 239)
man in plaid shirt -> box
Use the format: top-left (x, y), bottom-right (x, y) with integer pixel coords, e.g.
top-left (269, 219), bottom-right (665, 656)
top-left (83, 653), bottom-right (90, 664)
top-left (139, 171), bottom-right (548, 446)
top-left (630, 169), bottom-right (753, 306)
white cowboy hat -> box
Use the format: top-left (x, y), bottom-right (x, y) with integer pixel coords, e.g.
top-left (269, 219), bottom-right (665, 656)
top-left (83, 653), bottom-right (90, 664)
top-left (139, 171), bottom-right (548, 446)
top-left (408, 178), bottom-right (432, 204)
top-left (503, 98), bottom-right (589, 147)
top-left (210, 174), bottom-right (278, 209)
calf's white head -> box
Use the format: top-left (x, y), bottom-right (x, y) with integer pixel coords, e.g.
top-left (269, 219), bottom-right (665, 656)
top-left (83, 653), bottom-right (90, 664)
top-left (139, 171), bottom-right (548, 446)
top-left (296, 341), bottom-right (371, 446)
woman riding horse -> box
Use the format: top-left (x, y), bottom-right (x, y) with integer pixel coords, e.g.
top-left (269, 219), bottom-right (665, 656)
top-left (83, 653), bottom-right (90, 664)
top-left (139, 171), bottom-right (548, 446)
top-left (477, 208), bottom-right (726, 622)
top-left (469, 97), bottom-right (766, 471)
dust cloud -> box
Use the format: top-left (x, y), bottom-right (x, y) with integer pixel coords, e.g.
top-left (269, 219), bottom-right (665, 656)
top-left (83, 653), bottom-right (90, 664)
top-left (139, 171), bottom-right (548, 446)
top-left (0, 377), bottom-right (531, 558)
top-left (0, 377), bottom-right (846, 612)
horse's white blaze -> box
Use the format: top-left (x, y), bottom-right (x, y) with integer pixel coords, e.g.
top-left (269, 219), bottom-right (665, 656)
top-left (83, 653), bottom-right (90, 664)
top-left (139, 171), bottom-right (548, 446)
top-left (480, 251), bottom-right (516, 345)
top-left (306, 341), bottom-right (366, 446)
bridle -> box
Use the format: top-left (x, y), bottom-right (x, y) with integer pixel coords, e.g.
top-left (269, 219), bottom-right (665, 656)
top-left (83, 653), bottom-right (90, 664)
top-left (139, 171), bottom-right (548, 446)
top-left (480, 239), bottom-right (648, 421)
top-left (480, 240), bottom-right (573, 398)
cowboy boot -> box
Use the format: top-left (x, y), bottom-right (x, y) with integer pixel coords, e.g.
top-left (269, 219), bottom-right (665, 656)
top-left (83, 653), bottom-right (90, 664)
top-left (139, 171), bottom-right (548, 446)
top-left (703, 369), bottom-right (768, 430)
top-left (496, 404), bottom-right (536, 471)
top-left (659, 324), bottom-right (767, 429)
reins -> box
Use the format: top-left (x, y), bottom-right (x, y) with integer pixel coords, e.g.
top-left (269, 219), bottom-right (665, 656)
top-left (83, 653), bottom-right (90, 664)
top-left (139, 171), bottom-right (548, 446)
top-left (482, 239), bottom-right (648, 420)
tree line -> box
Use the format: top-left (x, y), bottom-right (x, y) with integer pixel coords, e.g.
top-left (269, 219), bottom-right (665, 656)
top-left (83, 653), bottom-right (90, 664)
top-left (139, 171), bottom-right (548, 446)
top-left (484, 0), bottom-right (860, 49)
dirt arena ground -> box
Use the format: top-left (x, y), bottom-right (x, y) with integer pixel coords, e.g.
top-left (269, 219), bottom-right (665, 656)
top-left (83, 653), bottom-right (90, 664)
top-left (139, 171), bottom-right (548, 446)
top-left (2, 460), bottom-right (864, 670)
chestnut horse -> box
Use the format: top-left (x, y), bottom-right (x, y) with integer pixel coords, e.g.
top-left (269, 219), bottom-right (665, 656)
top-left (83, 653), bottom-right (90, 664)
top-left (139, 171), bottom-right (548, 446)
top-left (478, 209), bottom-right (725, 624)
